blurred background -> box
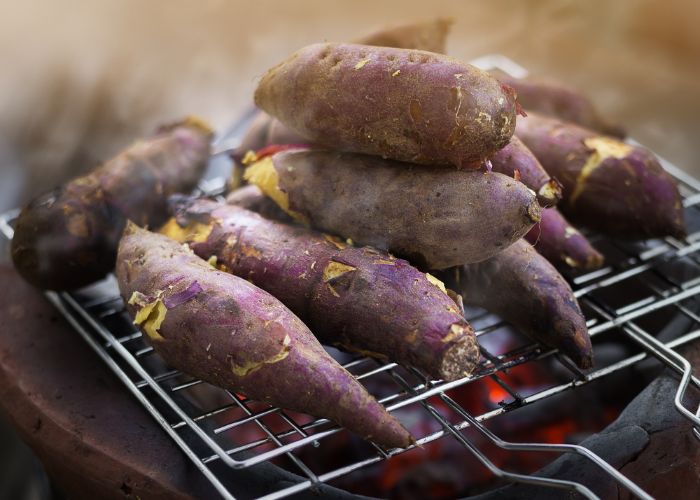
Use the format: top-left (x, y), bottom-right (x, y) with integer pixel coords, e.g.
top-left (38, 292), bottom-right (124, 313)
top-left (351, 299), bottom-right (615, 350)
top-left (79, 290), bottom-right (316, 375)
top-left (0, 0), bottom-right (699, 212)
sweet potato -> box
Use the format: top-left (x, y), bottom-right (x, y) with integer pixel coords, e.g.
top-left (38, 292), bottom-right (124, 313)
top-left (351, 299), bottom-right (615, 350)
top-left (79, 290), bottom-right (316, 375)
top-left (355, 17), bottom-right (453, 53)
top-left (255, 43), bottom-right (518, 168)
top-left (516, 112), bottom-right (685, 239)
top-left (233, 123), bottom-right (561, 208)
top-left (116, 223), bottom-right (413, 448)
top-left (490, 70), bottom-right (625, 138)
top-left (235, 19), bottom-right (454, 164)
top-left (525, 208), bottom-right (604, 271)
top-left (11, 117), bottom-right (212, 290)
top-left (244, 148), bottom-right (541, 269)
top-left (490, 136), bottom-right (562, 207)
top-left (161, 199), bottom-right (479, 381)
top-left (443, 239), bottom-right (593, 369)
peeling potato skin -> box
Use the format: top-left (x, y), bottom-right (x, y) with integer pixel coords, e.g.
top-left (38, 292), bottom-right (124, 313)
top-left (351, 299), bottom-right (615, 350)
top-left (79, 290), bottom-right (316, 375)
top-left (11, 120), bottom-right (212, 290)
top-left (490, 70), bottom-right (625, 138)
top-left (117, 223), bottom-right (413, 449)
top-left (255, 43), bottom-right (517, 168)
top-left (444, 239), bottom-right (593, 369)
top-left (490, 136), bottom-right (562, 207)
top-left (516, 113), bottom-right (685, 240)
top-left (258, 149), bottom-right (540, 269)
top-left (167, 199), bottom-right (479, 381)
top-left (525, 208), bottom-right (604, 271)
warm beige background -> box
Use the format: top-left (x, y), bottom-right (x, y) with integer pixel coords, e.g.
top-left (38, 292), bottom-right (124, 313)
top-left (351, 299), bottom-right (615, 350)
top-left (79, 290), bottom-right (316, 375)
top-left (0, 0), bottom-right (698, 209)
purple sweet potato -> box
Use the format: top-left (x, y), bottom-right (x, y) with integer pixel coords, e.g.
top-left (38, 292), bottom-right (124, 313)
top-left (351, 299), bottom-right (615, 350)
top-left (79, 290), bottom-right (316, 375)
top-left (116, 223), bottom-right (413, 448)
top-left (490, 136), bottom-right (562, 207)
top-left (244, 148), bottom-right (541, 269)
top-left (443, 239), bottom-right (593, 369)
top-left (525, 208), bottom-right (604, 271)
top-left (235, 19), bottom-right (454, 164)
top-left (161, 199), bottom-right (479, 381)
top-left (255, 43), bottom-right (518, 168)
top-left (516, 112), bottom-right (685, 239)
top-left (355, 17), bottom-right (453, 53)
top-left (491, 70), bottom-right (625, 138)
top-left (11, 117), bottom-right (212, 290)
top-left (234, 122), bottom-right (561, 208)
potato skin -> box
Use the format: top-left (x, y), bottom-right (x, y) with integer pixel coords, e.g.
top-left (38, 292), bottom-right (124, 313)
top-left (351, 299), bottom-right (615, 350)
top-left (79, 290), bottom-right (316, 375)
top-left (443, 239), bottom-right (593, 369)
top-left (525, 208), bottom-right (604, 271)
top-left (11, 118), bottom-right (212, 290)
top-left (516, 112), bottom-right (685, 239)
top-left (164, 199), bottom-right (479, 381)
top-left (117, 223), bottom-right (413, 449)
top-left (245, 149), bottom-right (541, 269)
top-left (491, 70), bottom-right (625, 138)
top-left (255, 43), bottom-right (518, 168)
top-left (490, 136), bottom-right (562, 207)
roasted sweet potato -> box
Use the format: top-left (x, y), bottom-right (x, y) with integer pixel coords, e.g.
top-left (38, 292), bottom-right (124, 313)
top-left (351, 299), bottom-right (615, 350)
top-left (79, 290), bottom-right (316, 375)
top-left (244, 148), bottom-right (541, 269)
top-left (355, 17), bottom-right (453, 53)
top-left (116, 223), bottom-right (413, 448)
top-left (255, 43), bottom-right (518, 168)
top-left (443, 239), bottom-right (593, 369)
top-left (490, 70), bottom-right (625, 138)
top-left (161, 199), bottom-right (479, 381)
top-left (516, 112), bottom-right (685, 239)
top-left (525, 208), bottom-right (604, 271)
top-left (11, 117), bottom-right (212, 290)
top-left (235, 19), bottom-right (454, 164)
top-left (490, 136), bottom-right (562, 207)
top-left (234, 122), bottom-right (561, 208)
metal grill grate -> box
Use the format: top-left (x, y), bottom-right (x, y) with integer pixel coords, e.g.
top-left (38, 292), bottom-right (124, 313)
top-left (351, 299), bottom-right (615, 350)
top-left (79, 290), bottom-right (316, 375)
top-left (2, 56), bottom-right (699, 500)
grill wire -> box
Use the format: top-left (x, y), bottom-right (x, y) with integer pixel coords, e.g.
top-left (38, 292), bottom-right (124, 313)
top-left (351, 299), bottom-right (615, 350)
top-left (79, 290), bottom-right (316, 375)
top-left (2, 56), bottom-right (699, 500)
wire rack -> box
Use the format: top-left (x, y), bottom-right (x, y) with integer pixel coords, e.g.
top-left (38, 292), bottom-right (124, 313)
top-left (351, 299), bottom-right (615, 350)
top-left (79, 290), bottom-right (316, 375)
top-left (2, 56), bottom-right (700, 500)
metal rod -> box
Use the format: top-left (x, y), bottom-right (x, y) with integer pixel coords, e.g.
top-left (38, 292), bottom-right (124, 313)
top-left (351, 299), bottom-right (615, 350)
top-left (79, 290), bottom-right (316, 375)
top-left (388, 364), bottom-right (600, 499)
top-left (440, 394), bottom-right (653, 500)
